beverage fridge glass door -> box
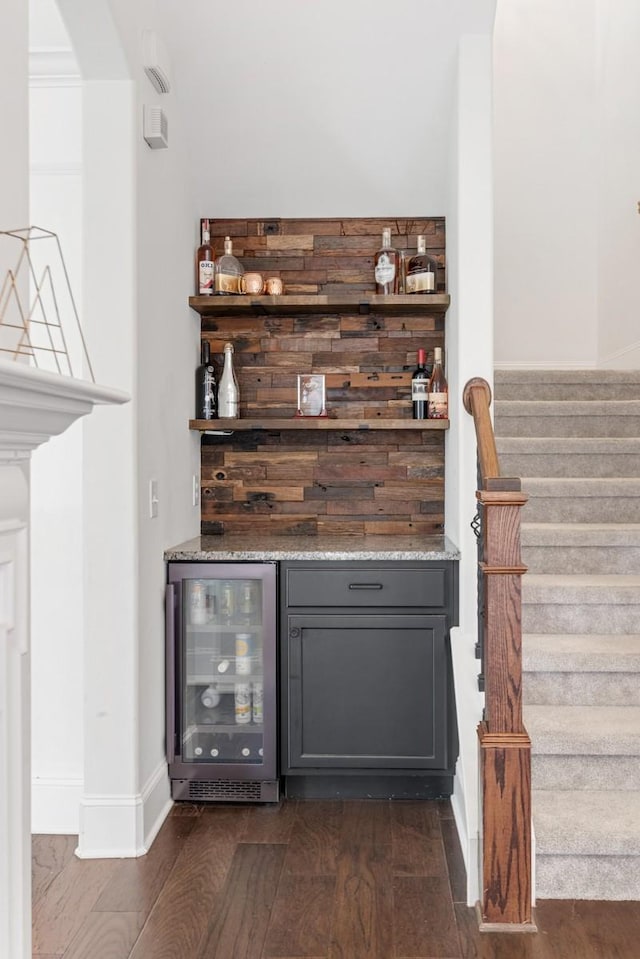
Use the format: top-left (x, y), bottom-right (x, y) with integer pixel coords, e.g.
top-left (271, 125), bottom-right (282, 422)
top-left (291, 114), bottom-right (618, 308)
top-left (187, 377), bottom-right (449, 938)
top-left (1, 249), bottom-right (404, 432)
top-left (167, 562), bottom-right (277, 781)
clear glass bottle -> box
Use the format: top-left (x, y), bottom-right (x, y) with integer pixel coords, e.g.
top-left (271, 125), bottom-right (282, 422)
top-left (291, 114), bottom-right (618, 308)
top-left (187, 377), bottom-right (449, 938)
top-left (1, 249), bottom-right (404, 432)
top-left (218, 342), bottom-right (239, 418)
top-left (374, 227), bottom-right (398, 294)
top-left (196, 218), bottom-right (215, 295)
top-left (214, 236), bottom-right (244, 295)
top-left (427, 346), bottom-right (448, 419)
top-left (405, 235), bottom-right (438, 294)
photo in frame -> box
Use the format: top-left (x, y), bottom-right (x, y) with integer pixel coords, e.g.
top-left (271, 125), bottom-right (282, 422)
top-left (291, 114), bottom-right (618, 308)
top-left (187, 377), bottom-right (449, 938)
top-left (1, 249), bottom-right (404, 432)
top-left (296, 373), bottom-right (327, 417)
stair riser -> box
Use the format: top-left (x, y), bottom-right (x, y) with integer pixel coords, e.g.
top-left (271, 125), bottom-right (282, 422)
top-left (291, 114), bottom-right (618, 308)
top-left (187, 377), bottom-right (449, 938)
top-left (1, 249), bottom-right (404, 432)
top-left (495, 384), bottom-right (640, 401)
top-left (500, 452), bottom-right (640, 478)
top-left (524, 672), bottom-right (640, 706)
top-left (523, 497), bottom-right (640, 523)
top-left (532, 755), bottom-right (640, 791)
top-left (523, 605), bottom-right (640, 634)
top-left (535, 856), bottom-right (640, 900)
top-left (494, 414), bottom-right (640, 438)
top-left (523, 546), bottom-right (640, 575)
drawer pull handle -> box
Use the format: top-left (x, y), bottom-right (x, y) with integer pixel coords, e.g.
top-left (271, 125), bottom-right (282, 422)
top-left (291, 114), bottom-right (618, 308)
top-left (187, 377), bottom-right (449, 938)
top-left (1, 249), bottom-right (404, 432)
top-left (348, 583), bottom-right (383, 590)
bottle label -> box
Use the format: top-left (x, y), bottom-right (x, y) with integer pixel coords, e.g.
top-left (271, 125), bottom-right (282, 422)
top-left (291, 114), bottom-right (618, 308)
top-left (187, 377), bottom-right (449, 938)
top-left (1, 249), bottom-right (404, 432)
top-left (199, 260), bottom-right (214, 294)
top-left (406, 270), bottom-right (435, 294)
top-left (428, 392), bottom-right (448, 418)
top-left (215, 272), bottom-right (241, 294)
top-left (375, 253), bottom-right (396, 285)
top-left (203, 368), bottom-right (216, 419)
top-left (412, 380), bottom-right (428, 402)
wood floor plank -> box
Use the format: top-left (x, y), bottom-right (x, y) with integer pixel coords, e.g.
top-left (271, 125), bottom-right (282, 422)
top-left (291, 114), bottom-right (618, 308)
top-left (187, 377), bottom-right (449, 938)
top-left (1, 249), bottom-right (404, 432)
top-left (439, 818), bottom-right (467, 904)
top-left (241, 799), bottom-right (298, 843)
top-left (391, 802), bottom-right (447, 877)
top-left (536, 900), bottom-right (640, 959)
top-left (394, 876), bottom-right (460, 958)
top-left (127, 828), bottom-right (237, 959)
top-left (31, 834), bottom-right (77, 907)
top-left (61, 911), bottom-right (144, 959)
top-left (263, 875), bottom-right (335, 958)
top-left (94, 815), bottom-right (196, 914)
top-left (328, 842), bottom-right (393, 959)
top-left (338, 800), bottom-right (391, 846)
top-left (454, 904), bottom-right (547, 959)
top-left (284, 801), bottom-right (344, 876)
top-left (198, 842), bottom-right (287, 959)
top-left (32, 856), bottom-right (119, 955)
top-left (191, 803), bottom-right (251, 840)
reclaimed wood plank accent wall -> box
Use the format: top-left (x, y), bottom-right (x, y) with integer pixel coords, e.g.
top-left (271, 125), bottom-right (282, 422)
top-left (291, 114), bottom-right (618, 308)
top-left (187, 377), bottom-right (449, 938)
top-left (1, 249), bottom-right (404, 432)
top-left (200, 217), bottom-right (446, 536)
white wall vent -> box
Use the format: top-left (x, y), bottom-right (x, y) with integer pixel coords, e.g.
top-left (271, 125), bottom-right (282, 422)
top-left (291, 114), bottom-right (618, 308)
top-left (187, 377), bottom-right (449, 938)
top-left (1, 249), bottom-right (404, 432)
top-left (142, 30), bottom-right (171, 94)
top-left (143, 105), bottom-right (169, 149)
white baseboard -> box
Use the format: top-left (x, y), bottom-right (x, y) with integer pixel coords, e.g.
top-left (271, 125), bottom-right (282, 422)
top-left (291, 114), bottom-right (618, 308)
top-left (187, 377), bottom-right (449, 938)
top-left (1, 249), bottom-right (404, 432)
top-left (451, 789), bottom-right (480, 907)
top-left (76, 760), bottom-right (171, 859)
top-left (32, 777), bottom-right (83, 835)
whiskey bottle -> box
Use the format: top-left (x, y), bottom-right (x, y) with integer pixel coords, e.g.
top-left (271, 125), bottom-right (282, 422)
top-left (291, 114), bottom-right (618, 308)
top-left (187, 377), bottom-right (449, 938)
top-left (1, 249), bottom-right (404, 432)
top-left (374, 227), bottom-right (398, 294)
top-left (195, 340), bottom-right (217, 420)
top-left (218, 342), bottom-right (239, 418)
top-left (405, 235), bottom-right (437, 294)
top-left (411, 348), bottom-right (431, 420)
top-left (214, 236), bottom-right (244, 295)
top-left (196, 218), bottom-right (215, 295)
top-left (427, 347), bottom-right (448, 419)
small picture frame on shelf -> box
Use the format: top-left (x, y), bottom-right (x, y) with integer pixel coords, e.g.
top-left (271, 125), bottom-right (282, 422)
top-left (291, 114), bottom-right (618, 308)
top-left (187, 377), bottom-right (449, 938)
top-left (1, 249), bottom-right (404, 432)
top-left (296, 373), bottom-right (327, 417)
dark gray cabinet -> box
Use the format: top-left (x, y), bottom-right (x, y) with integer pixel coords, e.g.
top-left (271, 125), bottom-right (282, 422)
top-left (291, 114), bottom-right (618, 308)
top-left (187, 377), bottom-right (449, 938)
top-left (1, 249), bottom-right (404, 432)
top-left (280, 561), bottom-right (458, 798)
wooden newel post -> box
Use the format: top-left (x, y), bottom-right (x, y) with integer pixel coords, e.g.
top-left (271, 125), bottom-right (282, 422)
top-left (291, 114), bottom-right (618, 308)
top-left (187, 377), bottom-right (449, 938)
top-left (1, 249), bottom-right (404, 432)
top-left (477, 488), bottom-right (533, 929)
top-left (463, 378), bottom-right (535, 931)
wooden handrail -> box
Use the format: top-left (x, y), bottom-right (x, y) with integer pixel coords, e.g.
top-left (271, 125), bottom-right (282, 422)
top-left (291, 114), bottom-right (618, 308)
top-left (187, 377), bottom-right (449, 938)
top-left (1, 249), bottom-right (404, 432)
top-left (463, 377), bottom-right (535, 932)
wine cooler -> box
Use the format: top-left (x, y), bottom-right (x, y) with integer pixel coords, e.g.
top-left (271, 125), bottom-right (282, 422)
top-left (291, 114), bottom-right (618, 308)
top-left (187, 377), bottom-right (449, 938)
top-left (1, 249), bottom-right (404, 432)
top-left (165, 562), bottom-right (278, 803)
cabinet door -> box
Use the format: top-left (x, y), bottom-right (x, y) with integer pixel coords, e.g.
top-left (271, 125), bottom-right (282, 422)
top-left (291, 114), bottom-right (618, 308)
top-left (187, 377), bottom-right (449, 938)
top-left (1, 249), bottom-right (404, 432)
top-left (284, 613), bottom-right (447, 771)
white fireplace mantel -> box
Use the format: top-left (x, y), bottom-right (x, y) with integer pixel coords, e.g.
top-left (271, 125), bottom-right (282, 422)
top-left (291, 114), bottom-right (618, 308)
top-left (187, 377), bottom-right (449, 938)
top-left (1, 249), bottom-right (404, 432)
top-left (0, 356), bottom-right (128, 461)
top-left (0, 356), bottom-right (128, 959)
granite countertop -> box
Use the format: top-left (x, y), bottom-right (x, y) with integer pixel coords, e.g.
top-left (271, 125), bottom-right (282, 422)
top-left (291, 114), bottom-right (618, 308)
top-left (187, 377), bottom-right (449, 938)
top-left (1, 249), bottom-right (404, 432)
top-left (164, 533), bottom-right (460, 562)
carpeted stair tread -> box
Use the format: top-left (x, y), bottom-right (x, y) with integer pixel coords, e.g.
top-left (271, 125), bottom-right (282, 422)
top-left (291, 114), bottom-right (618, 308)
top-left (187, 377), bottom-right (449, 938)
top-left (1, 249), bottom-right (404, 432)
top-left (533, 789), bottom-right (640, 856)
top-left (495, 369), bottom-right (640, 402)
top-left (524, 477), bottom-right (640, 497)
top-left (524, 634), bottom-right (640, 672)
top-left (497, 437), bottom-right (640, 477)
top-left (524, 705), bottom-right (640, 755)
top-left (524, 573), bottom-right (640, 604)
top-left (494, 400), bottom-right (640, 437)
top-left (522, 523), bottom-right (640, 547)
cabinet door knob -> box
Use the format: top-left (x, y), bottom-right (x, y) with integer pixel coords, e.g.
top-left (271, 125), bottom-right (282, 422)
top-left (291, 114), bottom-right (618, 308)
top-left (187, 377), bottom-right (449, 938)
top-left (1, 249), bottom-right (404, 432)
top-left (289, 627), bottom-right (301, 639)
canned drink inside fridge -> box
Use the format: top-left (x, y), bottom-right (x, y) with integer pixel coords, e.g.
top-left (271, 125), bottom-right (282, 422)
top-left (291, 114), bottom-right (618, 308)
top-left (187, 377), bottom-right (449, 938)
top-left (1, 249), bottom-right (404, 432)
top-left (235, 633), bottom-right (252, 675)
top-left (234, 682), bottom-right (251, 724)
top-left (219, 581), bottom-right (235, 623)
top-left (190, 580), bottom-right (208, 625)
top-left (252, 681), bottom-right (263, 724)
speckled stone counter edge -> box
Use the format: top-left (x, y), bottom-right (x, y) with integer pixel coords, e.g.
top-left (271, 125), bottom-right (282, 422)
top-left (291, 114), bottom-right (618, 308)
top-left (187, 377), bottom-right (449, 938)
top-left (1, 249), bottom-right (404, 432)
top-left (164, 534), bottom-right (460, 563)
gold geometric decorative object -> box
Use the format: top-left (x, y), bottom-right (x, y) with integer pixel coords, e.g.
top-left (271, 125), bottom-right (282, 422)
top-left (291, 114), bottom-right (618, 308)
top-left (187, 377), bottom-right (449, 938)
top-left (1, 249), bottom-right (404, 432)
top-left (0, 225), bottom-right (94, 381)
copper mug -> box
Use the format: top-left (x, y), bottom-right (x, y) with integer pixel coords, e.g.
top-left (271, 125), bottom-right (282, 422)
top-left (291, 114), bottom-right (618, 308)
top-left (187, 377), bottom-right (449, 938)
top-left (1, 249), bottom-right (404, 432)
top-left (265, 276), bottom-right (283, 296)
top-left (240, 272), bottom-right (265, 295)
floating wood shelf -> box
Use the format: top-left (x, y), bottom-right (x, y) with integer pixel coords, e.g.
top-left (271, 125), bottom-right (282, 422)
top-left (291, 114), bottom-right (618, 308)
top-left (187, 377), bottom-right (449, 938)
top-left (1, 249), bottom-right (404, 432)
top-left (189, 293), bottom-right (450, 317)
top-left (190, 417), bottom-right (449, 432)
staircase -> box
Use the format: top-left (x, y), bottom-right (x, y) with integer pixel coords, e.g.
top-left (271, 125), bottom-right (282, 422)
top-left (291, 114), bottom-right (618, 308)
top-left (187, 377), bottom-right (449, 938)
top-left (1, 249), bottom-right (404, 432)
top-left (494, 369), bottom-right (640, 901)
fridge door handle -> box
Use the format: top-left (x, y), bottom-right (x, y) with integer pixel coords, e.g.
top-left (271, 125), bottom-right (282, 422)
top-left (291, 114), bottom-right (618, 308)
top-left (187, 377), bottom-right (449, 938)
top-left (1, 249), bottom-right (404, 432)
top-left (165, 584), bottom-right (177, 763)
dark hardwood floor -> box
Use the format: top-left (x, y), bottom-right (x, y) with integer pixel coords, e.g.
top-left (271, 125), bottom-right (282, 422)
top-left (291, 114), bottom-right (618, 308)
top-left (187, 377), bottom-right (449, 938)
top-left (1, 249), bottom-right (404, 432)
top-left (32, 799), bottom-right (640, 958)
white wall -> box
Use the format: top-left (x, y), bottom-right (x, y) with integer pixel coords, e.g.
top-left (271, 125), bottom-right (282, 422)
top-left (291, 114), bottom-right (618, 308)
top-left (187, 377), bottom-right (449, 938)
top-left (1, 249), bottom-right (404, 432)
top-left (494, 0), bottom-right (640, 370)
top-left (29, 7), bottom-right (85, 832)
top-left (493, 0), bottom-right (599, 369)
top-left (595, 0), bottom-right (640, 368)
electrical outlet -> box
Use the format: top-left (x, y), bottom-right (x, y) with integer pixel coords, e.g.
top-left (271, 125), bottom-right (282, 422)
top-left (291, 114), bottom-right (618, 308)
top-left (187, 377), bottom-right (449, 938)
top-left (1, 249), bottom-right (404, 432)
top-left (192, 474), bottom-right (200, 507)
top-left (149, 479), bottom-right (159, 519)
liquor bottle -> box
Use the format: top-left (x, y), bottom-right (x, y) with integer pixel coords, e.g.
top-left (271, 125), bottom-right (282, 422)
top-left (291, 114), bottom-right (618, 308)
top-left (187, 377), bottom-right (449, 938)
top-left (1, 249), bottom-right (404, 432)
top-left (405, 235), bottom-right (437, 294)
top-left (374, 227), bottom-right (398, 294)
top-left (196, 218), bottom-right (215, 295)
top-left (195, 340), bottom-right (217, 420)
top-left (411, 348), bottom-right (431, 420)
top-left (214, 236), bottom-right (244, 295)
top-left (428, 347), bottom-right (448, 419)
top-left (218, 342), bottom-right (239, 418)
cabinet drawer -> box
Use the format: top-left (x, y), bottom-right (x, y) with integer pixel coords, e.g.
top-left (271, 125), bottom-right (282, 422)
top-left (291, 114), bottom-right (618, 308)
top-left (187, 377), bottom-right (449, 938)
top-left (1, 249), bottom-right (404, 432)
top-left (285, 566), bottom-right (446, 609)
